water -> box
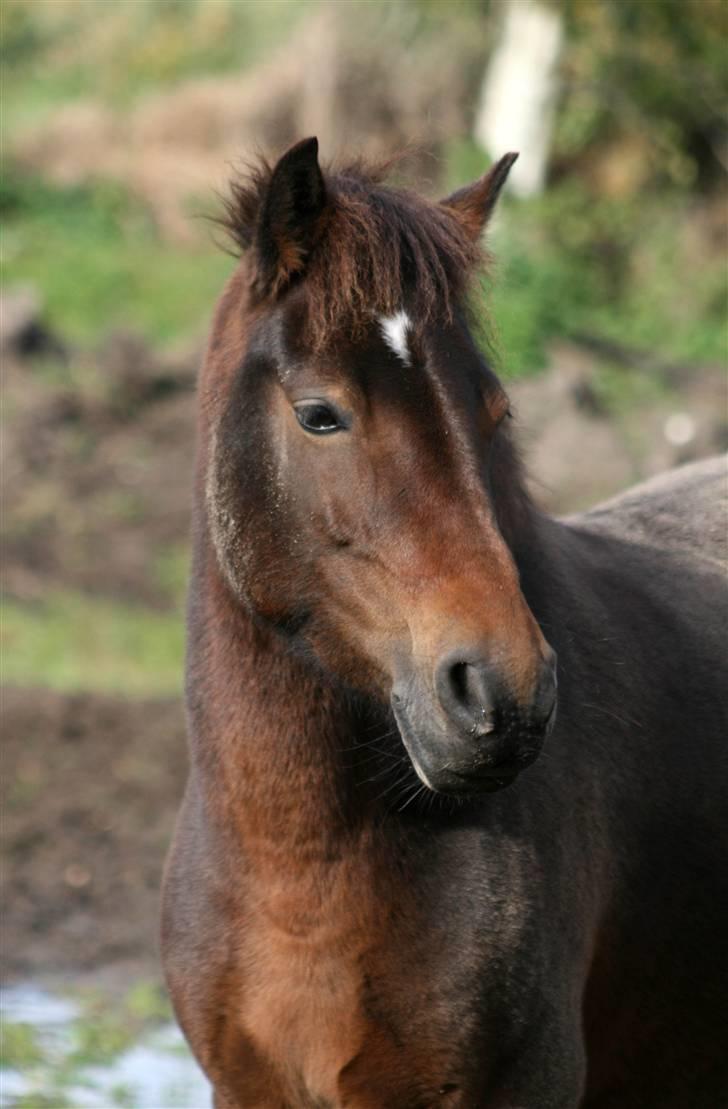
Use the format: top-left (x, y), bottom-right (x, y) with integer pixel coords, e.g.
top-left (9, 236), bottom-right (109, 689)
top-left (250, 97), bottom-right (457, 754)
top-left (0, 984), bottom-right (212, 1109)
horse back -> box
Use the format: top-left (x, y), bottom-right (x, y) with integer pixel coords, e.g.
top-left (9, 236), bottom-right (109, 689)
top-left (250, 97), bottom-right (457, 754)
top-left (567, 453), bottom-right (728, 572)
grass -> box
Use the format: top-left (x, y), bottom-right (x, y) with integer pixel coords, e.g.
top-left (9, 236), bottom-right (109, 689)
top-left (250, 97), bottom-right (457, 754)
top-left (1, 172), bottom-right (233, 345)
top-left (1, 590), bottom-right (183, 697)
top-left (1, 1022), bottom-right (46, 1070)
top-left (152, 544), bottom-right (191, 609)
top-left (0, 981), bottom-right (201, 1109)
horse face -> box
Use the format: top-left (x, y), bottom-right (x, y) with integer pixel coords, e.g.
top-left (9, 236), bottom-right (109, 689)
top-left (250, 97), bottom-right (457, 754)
top-left (205, 139), bottom-right (556, 795)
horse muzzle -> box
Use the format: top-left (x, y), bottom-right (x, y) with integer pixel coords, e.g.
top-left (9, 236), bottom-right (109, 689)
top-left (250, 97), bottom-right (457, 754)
top-left (391, 646), bottom-right (557, 796)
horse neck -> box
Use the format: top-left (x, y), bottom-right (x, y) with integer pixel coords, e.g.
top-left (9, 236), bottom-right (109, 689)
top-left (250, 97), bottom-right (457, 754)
top-left (186, 529), bottom-right (368, 868)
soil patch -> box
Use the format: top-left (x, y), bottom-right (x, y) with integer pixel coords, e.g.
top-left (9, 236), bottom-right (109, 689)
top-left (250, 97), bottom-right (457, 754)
top-left (1, 688), bottom-right (187, 981)
top-left (2, 333), bottom-right (197, 608)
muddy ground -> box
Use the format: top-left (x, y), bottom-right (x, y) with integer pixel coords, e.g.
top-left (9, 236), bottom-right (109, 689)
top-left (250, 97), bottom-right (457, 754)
top-left (2, 332), bottom-right (198, 608)
top-left (2, 688), bottom-right (187, 982)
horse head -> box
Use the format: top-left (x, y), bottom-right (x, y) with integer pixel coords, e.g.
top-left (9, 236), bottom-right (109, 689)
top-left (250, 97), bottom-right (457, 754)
top-left (203, 137), bottom-right (556, 796)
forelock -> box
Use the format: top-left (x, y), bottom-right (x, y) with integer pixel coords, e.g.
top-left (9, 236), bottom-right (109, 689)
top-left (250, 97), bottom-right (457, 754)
top-left (218, 159), bottom-right (484, 350)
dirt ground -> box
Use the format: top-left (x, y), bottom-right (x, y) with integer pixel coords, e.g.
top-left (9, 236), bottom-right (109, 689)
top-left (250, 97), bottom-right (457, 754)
top-left (2, 333), bottom-right (198, 609)
top-left (1, 688), bottom-right (187, 982)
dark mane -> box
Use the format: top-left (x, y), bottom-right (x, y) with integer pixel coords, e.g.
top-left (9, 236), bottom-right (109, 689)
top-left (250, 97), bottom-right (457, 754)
top-left (218, 158), bottom-right (483, 348)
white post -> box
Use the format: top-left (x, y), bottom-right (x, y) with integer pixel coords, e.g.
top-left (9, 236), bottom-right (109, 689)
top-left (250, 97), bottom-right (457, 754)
top-left (474, 0), bottom-right (564, 198)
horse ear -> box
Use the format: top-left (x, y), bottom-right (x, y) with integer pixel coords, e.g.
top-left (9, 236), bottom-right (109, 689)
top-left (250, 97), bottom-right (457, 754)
top-left (253, 136), bottom-right (327, 297)
top-left (440, 152), bottom-right (518, 240)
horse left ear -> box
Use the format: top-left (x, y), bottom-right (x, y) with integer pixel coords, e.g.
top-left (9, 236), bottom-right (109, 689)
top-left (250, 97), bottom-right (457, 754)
top-left (254, 136), bottom-right (327, 297)
top-left (440, 152), bottom-right (518, 240)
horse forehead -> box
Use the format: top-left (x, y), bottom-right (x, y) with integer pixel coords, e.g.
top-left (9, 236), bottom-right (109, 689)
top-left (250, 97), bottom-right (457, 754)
top-left (379, 310), bottom-right (412, 366)
top-left (271, 303), bottom-right (417, 380)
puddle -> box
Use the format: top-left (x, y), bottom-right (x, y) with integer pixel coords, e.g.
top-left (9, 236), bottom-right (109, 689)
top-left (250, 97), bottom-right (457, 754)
top-left (0, 983), bottom-right (211, 1108)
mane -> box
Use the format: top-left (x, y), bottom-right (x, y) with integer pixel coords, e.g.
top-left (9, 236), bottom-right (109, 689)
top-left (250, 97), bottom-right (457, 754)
top-left (217, 158), bottom-right (484, 349)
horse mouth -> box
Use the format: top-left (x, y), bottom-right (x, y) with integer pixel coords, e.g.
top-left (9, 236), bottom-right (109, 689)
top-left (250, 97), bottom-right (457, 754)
top-left (425, 763), bottom-right (523, 796)
top-left (390, 682), bottom-right (554, 797)
top-left (395, 706), bottom-right (546, 797)
top-left (397, 716), bottom-right (529, 796)
top-left (408, 759), bottom-right (522, 797)
top-left (452, 766), bottom-right (521, 792)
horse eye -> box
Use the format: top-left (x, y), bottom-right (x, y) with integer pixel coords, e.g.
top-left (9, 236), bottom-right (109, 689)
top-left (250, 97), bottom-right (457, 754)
top-left (294, 403), bottom-right (346, 436)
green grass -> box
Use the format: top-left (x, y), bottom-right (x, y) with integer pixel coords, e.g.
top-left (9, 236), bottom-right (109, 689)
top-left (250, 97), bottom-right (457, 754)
top-left (1, 591), bottom-right (183, 696)
top-left (2, 172), bottom-right (233, 345)
top-left (1, 1022), bottom-right (46, 1070)
top-left (1, 981), bottom-right (186, 1109)
top-left (152, 544), bottom-right (191, 609)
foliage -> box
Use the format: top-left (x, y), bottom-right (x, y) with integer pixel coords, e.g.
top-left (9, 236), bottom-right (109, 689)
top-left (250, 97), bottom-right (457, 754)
top-left (446, 139), bottom-right (726, 376)
top-left (494, 184), bottom-right (726, 375)
top-left (557, 0), bottom-right (727, 190)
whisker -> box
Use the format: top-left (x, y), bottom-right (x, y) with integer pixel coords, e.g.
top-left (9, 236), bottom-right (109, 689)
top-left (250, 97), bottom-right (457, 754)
top-left (371, 765), bottom-right (414, 807)
top-left (337, 728), bottom-right (398, 753)
top-left (397, 782), bottom-right (427, 814)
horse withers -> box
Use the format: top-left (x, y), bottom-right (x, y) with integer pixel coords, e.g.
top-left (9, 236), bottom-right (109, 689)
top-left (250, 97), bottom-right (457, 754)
top-left (162, 138), bottom-right (728, 1108)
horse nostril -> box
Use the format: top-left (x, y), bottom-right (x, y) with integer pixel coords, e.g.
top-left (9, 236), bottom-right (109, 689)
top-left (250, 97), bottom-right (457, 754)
top-left (436, 653), bottom-right (496, 735)
top-left (449, 661), bottom-right (469, 705)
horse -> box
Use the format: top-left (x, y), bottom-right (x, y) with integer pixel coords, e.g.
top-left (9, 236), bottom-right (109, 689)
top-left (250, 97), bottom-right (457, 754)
top-left (162, 137), bottom-right (728, 1108)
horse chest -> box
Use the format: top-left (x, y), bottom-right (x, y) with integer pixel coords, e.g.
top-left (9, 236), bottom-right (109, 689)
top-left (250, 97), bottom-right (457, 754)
top-left (240, 919), bottom-right (365, 1104)
top-left (236, 899), bottom-right (473, 1108)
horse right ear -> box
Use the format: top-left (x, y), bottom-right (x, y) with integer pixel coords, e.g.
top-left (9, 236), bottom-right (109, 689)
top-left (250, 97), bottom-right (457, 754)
top-left (252, 137), bottom-right (327, 298)
top-left (440, 152), bottom-right (518, 240)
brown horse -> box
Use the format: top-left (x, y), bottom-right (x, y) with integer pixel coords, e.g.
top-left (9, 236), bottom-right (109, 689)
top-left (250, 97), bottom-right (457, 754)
top-left (162, 138), bottom-right (728, 1108)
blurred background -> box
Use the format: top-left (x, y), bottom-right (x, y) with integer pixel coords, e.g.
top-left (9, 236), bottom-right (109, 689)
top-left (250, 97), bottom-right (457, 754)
top-left (1, 0), bottom-right (726, 1103)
